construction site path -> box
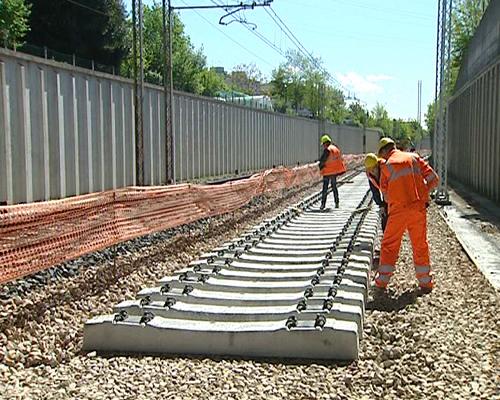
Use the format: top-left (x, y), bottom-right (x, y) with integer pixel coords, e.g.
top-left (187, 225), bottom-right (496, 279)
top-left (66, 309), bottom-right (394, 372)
top-left (0, 180), bottom-right (498, 400)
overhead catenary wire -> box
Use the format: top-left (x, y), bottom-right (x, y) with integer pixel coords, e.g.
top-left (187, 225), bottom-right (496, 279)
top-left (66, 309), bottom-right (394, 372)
top-left (210, 0), bottom-right (287, 58)
top-left (263, 6), bottom-right (356, 98)
top-left (178, 0), bottom-right (275, 67)
top-left (241, 23), bottom-right (287, 57)
top-left (264, 7), bottom-right (313, 63)
top-left (211, 0), bottom-right (315, 64)
top-left (211, 0), bottom-right (363, 103)
top-left (214, 0), bottom-right (356, 99)
top-left (202, 0), bottom-right (362, 102)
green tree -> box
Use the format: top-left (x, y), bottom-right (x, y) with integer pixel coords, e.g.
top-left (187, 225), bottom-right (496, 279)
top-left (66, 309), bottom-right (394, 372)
top-left (199, 68), bottom-right (227, 97)
top-left (347, 102), bottom-right (369, 127)
top-left (270, 50), bottom-right (346, 120)
top-left (270, 62), bottom-right (304, 114)
top-left (390, 119), bottom-right (423, 145)
top-left (425, 102), bottom-right (436, 137)
top-left (369, 103), bottom-right (393, 135)
top-left (269, 66), bottom-right (292, 113)
top-left (0, 0), bottom-right (31, 48)
top-left (371, 102), bottom-right (389, 121)
top-left (425, 0), bottom-right (488, 150)
top-left (407, 119), bottom-right (424, 141)
top-left (229, 63), bottom-right (264, 94)
top-left (121, 5), bottom-right (225, 96)
top-left (26, 0), bottom-right (128, 67)
top-left (324, 86), bottom-right (346, 124)
top-left (451, 0), bottom-right (490, 88)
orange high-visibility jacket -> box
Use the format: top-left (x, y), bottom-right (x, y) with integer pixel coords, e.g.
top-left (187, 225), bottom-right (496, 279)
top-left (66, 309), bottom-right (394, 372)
top-left (380, 149), bottom-right (439, 211)
top-left (366, 158), bottom-right (385, 191)
top-left (320, 145), bottom-right (346, 176)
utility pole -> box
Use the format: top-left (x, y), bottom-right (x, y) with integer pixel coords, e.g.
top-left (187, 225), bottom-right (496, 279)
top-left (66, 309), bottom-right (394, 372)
top-left (417, 80), bottom-right (422, 125)
top-left (417, 80), bottom-right (422, 145)
top-left (132, 0), bottom-right (144, 186)
top-left (433, 0), bottom-right (453, 205)
top-left (168, 3), bottom-right (175, 184)
top-left (318, 82), bottom-right (326, 158)
top-left (162, 0), bottom-right (175, 184)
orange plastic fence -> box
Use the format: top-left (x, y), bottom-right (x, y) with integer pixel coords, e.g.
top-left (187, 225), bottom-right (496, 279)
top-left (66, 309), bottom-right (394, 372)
top-left (0, 156), bottom-right (364, 284)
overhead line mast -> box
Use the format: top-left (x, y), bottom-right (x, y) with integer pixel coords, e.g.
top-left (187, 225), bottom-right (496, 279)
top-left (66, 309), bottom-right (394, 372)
top-left (433, 0), bottom-right (453, 205)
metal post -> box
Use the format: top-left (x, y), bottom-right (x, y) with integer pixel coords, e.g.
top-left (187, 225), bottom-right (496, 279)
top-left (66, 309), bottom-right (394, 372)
top-left (132, 0), bottom-right (144, 186)
top-left (139, 0), bottom-right (145, 185)
top-left (432, 0), bottom-right (441, 167)
top-left (437, 0), bottom-right (446, 180)
top-left (417, 80), bottom-right (422, 125)
top-left (444, 0), bottom-right (453, 193)
top-left (434, 0), bottom-right (452, 205)
top-left (168, 1), bottom-right (176, 184)
top-left (318, 83), bottom-right (325, 159)
top-left (162, 0), bottom-right (170, 184)
top-left (417, 80), bottom-right (422, 144)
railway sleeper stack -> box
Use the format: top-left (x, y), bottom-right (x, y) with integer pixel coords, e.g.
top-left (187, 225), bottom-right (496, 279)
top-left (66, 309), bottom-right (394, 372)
top-left (84, 173), bottom-right (379, 360)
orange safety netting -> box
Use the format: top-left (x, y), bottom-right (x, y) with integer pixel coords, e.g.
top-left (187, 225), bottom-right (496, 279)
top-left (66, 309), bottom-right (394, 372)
top-left (0, 156), bottom-right (364, 284)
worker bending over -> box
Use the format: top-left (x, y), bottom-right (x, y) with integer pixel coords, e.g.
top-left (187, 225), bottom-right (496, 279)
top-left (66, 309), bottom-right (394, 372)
top-left (364, 153), bottom-right (388, 231)
top-left (375, 137), bottom-right (439, 291)
top-left (318, 135), bottom-right (346, 210)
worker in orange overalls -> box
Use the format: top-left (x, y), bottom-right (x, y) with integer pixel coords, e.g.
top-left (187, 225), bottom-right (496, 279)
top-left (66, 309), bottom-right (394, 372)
top-left (364, 153), bottom-right (388, 231)
top-left (318, 135), bottom-right (346, 210)
top-left (375, 137), bottom-right (439, 292)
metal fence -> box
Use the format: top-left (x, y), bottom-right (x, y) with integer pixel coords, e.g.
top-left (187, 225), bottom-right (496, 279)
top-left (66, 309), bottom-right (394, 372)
top-left (448, 57), bottom-right (500, 203)
top-left (0, 48), bottom-right (380, 205)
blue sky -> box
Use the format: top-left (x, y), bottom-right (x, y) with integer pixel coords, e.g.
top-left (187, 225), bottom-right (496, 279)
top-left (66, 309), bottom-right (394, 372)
top-left (137, 0), bottom-right (438, 121)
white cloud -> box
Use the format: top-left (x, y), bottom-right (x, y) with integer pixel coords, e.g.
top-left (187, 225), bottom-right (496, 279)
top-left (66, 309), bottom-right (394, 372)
top-left (366, 74), bottom-right (393, 82)
top-left (336, 72), bottom-right (393, 95)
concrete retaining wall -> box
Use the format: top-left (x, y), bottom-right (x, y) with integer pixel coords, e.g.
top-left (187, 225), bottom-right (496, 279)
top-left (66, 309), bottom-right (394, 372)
top-left (0, 48), bottom-right (379, 204)
top-left (455, 0), bottom-right (500, 91)
top-left (448, 59), bottom-right (500, 203)
top-left (448, 1), bottom-right (500, 204)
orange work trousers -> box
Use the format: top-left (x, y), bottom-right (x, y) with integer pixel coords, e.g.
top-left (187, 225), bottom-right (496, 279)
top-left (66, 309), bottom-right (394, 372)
top-left (376, 201), bottom-right (433, 289)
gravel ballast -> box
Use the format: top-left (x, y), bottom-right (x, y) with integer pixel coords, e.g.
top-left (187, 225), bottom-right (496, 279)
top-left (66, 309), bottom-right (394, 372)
top-left (1, 189), bottom-right (499, 399)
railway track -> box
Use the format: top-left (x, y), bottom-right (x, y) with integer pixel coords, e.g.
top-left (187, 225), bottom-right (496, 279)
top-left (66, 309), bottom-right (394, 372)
top-left (83, 171), bottom-right (379, 360)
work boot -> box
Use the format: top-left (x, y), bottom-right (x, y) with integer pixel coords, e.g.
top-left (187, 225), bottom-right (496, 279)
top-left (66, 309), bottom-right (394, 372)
top-left (319, 204), bottom-right (325, 211)
top-left (368, 285), bottom-right (386, 302)
top-left (418, 285), bottom-right (433, 295)
top-left (335, 202), bottom-right (339, 209)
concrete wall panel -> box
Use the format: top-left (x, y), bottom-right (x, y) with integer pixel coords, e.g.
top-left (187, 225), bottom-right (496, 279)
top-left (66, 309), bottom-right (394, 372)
top-left (0, 49), bottom-right (371, 204)
top-left (449, 60), bottom-right (500, 204)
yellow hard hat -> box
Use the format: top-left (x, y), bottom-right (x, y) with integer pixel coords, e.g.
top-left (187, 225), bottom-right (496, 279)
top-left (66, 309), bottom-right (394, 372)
top-left (378, 137), bottom-right (395, 153)
top-left (364, 153), bottom-right (379, 170)
top-left (320, 134), bottom-right (332, 144)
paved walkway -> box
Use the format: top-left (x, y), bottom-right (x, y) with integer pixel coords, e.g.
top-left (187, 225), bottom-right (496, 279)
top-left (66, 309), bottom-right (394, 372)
top-left (441, 180), bottom-right (500, 290)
